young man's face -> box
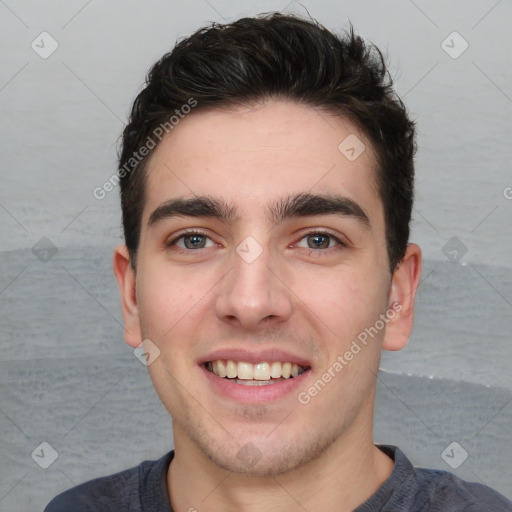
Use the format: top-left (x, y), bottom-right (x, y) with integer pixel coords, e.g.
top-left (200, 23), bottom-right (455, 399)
top-left (115, 100), bottom-right (420, 476)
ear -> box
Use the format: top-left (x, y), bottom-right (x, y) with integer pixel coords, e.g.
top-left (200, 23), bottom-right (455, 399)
top-left (113, 244), bottom-right (142, 348)
top-left (382, 243), bottom-right (422, 351)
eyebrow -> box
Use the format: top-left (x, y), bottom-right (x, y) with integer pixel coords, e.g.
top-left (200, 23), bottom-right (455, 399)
top-left (147, 192), bottom-right (370, 229)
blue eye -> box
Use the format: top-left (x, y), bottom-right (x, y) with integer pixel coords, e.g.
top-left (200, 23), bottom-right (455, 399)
top-left (166, 230), bottom-right (345, 253)
top-left (167, 231), bottom-right (214, 250)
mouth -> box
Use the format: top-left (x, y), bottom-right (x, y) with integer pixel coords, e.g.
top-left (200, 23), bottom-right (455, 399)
top-left (204, 359), bottom-right (310, 386)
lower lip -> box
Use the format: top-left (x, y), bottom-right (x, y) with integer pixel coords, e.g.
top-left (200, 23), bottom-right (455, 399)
top-left (200, 365), bottom-right (311, 404)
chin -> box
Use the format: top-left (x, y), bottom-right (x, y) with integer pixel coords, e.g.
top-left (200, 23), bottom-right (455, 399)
top-left (205, 445), bottom-right (303, 476)
top-left (192, 424), bottom-right (339, 477)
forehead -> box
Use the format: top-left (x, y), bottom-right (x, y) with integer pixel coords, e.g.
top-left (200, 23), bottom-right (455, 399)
top-left (141, 100), bottom-right (383, 230)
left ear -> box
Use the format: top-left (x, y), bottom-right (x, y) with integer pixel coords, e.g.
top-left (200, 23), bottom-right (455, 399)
top-left (382, 243), bottom-right (422, 351)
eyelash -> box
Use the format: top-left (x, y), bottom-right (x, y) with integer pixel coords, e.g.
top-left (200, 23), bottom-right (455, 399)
top-left (166, 229), bottom-right (346, 254)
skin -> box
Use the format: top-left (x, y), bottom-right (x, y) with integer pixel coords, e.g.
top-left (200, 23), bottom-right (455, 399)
top-left (114, 100), bottom-right (422, 512)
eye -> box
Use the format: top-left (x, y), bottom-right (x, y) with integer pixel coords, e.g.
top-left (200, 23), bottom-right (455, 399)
top-left (167, 230), bottom-right (216, 250)
top-left (296, 231), bottom-right (344, 250)
top-left (166, 229), bottom-right (345, 253)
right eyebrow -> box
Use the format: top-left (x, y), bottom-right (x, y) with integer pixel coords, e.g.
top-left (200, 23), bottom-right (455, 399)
top-left (147, 196), bottom-right (240, 227)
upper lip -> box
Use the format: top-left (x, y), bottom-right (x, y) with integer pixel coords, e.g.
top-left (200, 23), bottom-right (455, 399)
top-left (199, 348), bottom-right (312, 368)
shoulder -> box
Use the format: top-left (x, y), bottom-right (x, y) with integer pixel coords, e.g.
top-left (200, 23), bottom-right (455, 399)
top-left (43, 451), bottom-right (173, 512)
top-left (382, 445), bottom-right (512, 511)
top-left (412, 466), bottom-right (512, 511)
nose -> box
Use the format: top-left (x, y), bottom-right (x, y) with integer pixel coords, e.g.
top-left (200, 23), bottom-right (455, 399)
top-left (214, 236), bottom-right (294, 331)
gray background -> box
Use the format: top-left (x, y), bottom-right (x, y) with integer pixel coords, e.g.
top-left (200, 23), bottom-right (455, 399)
top-left (0, 0), bottom-right (511, 510)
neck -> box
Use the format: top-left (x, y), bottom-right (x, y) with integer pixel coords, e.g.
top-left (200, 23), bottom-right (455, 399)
top-left (167, 400), bottom-right (393, 512)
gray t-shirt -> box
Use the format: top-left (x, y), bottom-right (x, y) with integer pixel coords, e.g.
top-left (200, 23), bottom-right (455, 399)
top-left (44, 445), bottom-right (512, 511)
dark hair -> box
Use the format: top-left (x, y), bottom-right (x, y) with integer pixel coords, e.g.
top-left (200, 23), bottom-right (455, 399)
top-left (118, 11), bottom-right (416, 273)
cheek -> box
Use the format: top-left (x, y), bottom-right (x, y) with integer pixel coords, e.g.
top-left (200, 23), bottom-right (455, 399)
top-left (136, 264), bottom-right (198, 341)
top-left (135, 261), bottom-right (222, 373)
top-left (299, 266), bottom-right (388, 339)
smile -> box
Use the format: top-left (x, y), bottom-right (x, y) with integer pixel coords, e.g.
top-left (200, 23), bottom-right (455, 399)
top-left (205, 360), bottom-right (308, 386)
top-left (201, 358), bottom-right (311, 402)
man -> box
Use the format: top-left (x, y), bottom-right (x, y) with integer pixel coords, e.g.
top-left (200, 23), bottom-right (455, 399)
top-left (45, 12), bottom-right (512, 512)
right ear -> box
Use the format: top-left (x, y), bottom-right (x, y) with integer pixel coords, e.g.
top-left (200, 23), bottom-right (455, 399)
top-left (113, 244), bottom-right (142, 348)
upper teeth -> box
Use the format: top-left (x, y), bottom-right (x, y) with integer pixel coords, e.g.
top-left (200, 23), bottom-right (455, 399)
top-left (207, 360), bottom-right (306, 380)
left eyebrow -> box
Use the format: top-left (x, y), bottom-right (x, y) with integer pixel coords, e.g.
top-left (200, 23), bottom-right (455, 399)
top-left (268, 192), bottom-right (370, 228)
top-left (147, 192), bottom-right (370, 228)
